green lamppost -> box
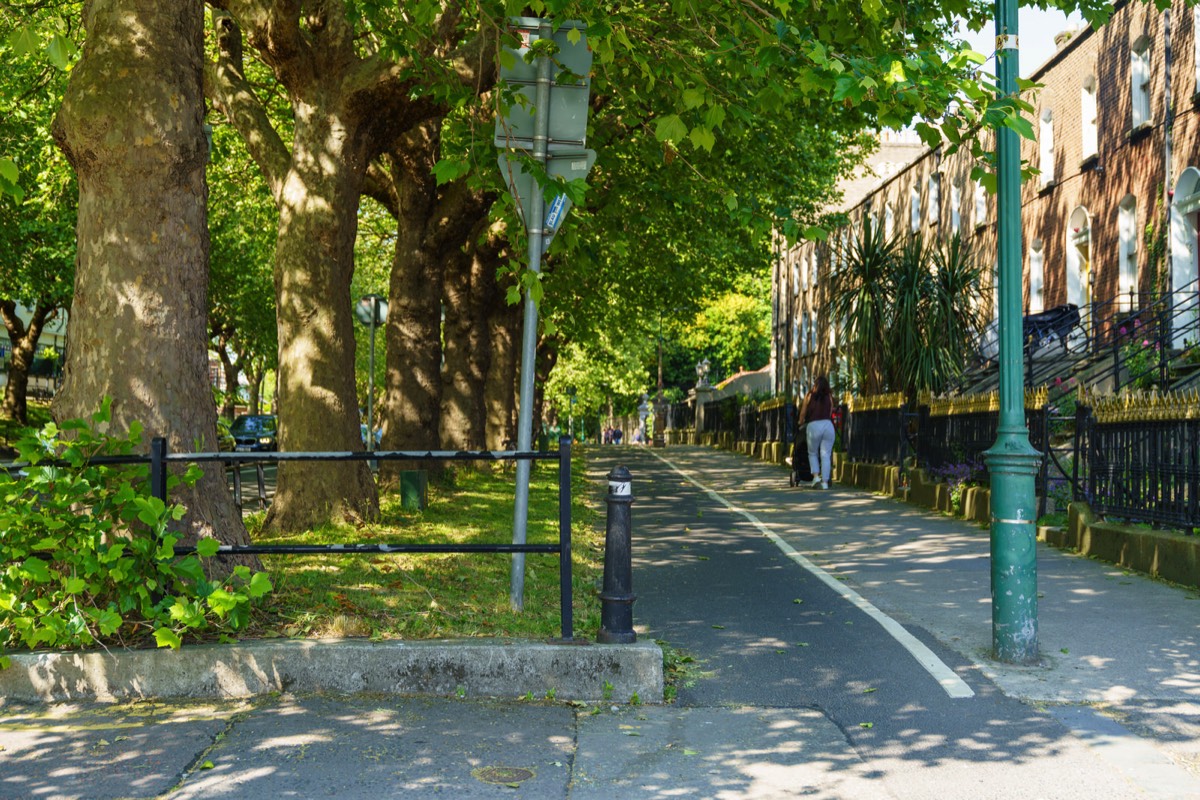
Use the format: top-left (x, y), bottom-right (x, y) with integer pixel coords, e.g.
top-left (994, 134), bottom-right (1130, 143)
top-left (983, 0), bottom-right (1041, 664)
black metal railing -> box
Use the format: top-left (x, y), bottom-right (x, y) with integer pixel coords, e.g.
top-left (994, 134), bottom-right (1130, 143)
top-left (843, 405), bottom-right (908, 465)
top-left (7, 437), bottom-right (578, 639)
top-left (1077, 406), bottom-right (1200, 529)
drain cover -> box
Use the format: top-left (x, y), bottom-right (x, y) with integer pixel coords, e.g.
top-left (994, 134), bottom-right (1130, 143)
top-left (472, 766), bottom-right (536, 785)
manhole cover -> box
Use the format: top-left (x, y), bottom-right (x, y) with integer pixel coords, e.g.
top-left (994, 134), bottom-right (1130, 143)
top-left (472, 766), bottom-right (536, 785)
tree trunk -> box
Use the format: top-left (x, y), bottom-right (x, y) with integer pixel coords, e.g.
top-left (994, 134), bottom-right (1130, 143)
top-left (264, 106), bottom-right (378, 530)
top-left (441, 227), bottom-right (500, 450)
top-left (485, 293), bottom-right (521, 451)
top-left (0, 301), bottom-right (54, 424)
top-left (52, 0), bottom-right (253, 567)
top-left (379, 133), bottom-right (443, 460)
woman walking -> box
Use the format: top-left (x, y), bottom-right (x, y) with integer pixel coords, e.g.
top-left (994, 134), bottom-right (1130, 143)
top-left (800, 375), bottom-right (835, 489)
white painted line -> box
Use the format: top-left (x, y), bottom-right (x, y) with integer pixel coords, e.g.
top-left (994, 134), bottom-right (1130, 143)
top-left (650, 450), bottom-right (975, 700)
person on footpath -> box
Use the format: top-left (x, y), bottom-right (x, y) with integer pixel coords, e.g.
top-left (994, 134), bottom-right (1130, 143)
top-left (800, 374), bottom-right (835, 489)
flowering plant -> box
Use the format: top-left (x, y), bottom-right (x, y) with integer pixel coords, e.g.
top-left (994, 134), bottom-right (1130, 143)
top-left (1118, 323), bottom-right (1160, 390)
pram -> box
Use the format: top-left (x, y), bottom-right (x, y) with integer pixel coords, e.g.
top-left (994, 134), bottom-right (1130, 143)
top-left (1022, 303), bottom-right (1080, 357)
top-left (788, 426), bottom-right (815, 487)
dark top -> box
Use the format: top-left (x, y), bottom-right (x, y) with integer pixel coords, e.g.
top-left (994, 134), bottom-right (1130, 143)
top-left (804, 393), bottom-right (833, 423)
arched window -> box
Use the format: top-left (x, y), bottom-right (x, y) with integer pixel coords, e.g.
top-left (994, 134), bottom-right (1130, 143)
top-left (1118, 195), bottom-right (1138, 310)
top-left (910, 186), bottom-right (921, 232)
top-left (1028, 240), bottom-right (1045, 314)
top-left (1081, 77), bottom-right (1098, 161)
top-left (1066, 206), bottom-right (1092, 324)
top-left (1131, 37), bottom-right (1152, 130)
top-left (1039, 108), bottom-right (1055, 188)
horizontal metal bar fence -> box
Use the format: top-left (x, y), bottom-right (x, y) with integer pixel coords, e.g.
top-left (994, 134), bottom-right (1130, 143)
top-left (5, 437), bottom-right (577, 640)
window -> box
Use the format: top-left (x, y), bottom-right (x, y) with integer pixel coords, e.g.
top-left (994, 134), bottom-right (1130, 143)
top-left (1039, 108), bottom-right (1055, 188)
top-left (1131, 38), bottom-right (1152, 130)
top-left (798, 250), bottom-right (807, 291)
top-left (974, 181), bottom-right (988, 226)
top-left (884, 203), bottom-right (895, 239)
top-left (910, 186), bottom-right (921, 232)
top-left (928, 174), bottom-right (940, 225)
top-left (810, 249), bottom-right (819, 289)
top-left (1195, 8), bottom-right (1200, 94)
top-left (809, 309), bottom-right (818, 352)
top-left (1028, 240), bottom-right (1045, 314)
top-left (950, 181), bottom-right (961, 234)
top-left (1081, 77), bottom-right (1098, 161)
top-left (800, 314), bottom-right (810, 355)
top-left (1119, 195), bottom-right (1138, 310)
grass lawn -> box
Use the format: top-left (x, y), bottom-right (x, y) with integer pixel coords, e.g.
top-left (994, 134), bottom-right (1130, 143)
top-left (244, 458), bottom-right (604, 643)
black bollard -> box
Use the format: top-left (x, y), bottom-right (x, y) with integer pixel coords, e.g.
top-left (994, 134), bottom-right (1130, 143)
top-left (597, 465), bottom-right (637, 643)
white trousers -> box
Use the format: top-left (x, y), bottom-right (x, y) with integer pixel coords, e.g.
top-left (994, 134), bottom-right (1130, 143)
top-left (806, 419), bottom-right (835, 483)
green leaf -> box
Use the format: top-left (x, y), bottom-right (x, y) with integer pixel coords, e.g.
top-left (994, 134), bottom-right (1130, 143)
top-left (154, 628), bottom-right (182, 650)
top-left (46, 34), bottom-right (76, 70)
top-left (682, 88), bottom-right (705, 110)
top-left (195, 538), bottom-right (221, 558)
top-left (688, 126), bottom-right (715, 152)
top-left (21, 557), bottom-right (51, 583)
top-left (0, 158), bottom-right (18, 185)
top-left (802, 226), bottom-right (829, 242)
top-left (433, 157), bottom-right (470, 186)
top-left (248, 572), bottom-right (273, 599)
top-left (654, 114), bottom-right (688, 143)
top-left (64, 577), bottom-right (86, 594)
top-left (7, 27), bottom-right (39, 56)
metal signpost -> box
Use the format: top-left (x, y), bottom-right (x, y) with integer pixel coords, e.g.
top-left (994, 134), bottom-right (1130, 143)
top-left (983, 2), bottom-right (1041, 664)
top-left (354, 294), bottom-right (387, 448)
top-left (496, 17), bottom-right (595, 610)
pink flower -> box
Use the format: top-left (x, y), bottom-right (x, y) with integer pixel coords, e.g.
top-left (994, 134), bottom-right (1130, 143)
top-left (1134, 319), bottom-right (1143, 328)
top-left (1143, 339), bottom-right (1151, 347)
top-left (1119, 326), bottom-right (1128, 335)
top-left (1054, 376), bottom-right (1063, 386)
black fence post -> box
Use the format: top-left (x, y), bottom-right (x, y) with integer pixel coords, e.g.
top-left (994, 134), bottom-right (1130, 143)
top-left (597, 465), bottom-right (636, 644)
top-left (150, 437), bottom-right (168, 502)
top-left (558, 436), bottom-right (574, 641)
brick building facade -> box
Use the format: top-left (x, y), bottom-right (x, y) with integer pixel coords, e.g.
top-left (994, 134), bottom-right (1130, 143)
top-left (774, 0), bottom-right (1200, 397)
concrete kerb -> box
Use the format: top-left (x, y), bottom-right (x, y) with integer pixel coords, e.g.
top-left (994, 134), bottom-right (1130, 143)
top-left (0, 638), bottom-right (664, 705)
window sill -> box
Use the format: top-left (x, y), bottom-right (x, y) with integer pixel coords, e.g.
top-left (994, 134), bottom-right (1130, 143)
top-left (1038, 179), bottom-right (1057, 195)
top-left (1080, 153), bottom-right (1100, 170)
top-left (1128, 121), bottom-right (1153, 142)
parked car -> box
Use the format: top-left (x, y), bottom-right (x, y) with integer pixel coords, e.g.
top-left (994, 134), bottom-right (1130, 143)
top-left (229, 414), bottom-right (278, 452)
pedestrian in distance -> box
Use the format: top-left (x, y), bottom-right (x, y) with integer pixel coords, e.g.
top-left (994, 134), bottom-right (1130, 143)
top-left (800, 375), bottom-right (835, 489)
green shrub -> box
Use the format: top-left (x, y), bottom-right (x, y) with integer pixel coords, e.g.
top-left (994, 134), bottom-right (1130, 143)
top-left (0, 400), bottom-right (271, 666)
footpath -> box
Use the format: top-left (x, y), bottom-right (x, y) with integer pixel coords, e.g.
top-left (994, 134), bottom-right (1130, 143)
top-left (1, 444), bottom-right (1199, 799)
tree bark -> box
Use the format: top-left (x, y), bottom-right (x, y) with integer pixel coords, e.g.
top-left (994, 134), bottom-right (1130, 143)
top-left (264, 102), bottom-right (379, 529)
top-left (52, 0), bottom-right (253, 566)
top-left (485, 289), bottom-right (521, 451)
top-left (440, 223), bottom-right (500, 450)
top-left (378, 129), bottom-right (444, 465)
top-left (0, 301), bottom-right (54, 424)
